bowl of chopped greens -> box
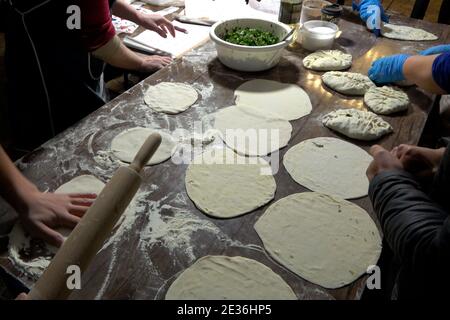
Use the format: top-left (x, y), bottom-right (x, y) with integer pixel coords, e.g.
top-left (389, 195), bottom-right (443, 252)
top-left (210, 18), bottom-right (292, 72)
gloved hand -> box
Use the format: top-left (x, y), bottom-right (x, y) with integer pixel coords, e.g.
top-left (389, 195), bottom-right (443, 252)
top-left (368, 54), bottom-right (411, 84)
top-left (353, 0), bottom-right (389, 36)
top-left (419, 44), bottom-right (450, 56)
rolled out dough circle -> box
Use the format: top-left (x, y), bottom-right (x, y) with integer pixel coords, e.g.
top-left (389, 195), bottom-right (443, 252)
top-left (283, 137), bottom-right (372, 199)
top-left (255, 192), bottom-right (382, 289)
top-left (214, 105), bottom-right (293, 156)
top-left (144, 82), bottom-right (198, 114)
top-left (165, 255), bottom-right (297, 300)
top-left (235, 79), bottom-right (312, 121)
top-left (111, 127), bottom-right (176, 165)
top-left (185, 148), bottom-right (276, 218)
top-left (381, 23), bottom-right (438, 41)
top-left (322, 71), bottom-right (375, 96)
top-left (364, 86), bottom-right (409, 115)
top-left (8, 175), bottom-right (105, 279)
top-left (303, 50), bottom-right (352, 71)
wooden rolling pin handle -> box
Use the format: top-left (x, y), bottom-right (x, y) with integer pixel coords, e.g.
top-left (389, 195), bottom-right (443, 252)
top-left (129, 133), bottom-right (162, 172)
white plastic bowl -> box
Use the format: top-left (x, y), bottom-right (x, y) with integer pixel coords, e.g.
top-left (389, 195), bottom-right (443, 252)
top-left (210, 18), bottom-right (292, 72)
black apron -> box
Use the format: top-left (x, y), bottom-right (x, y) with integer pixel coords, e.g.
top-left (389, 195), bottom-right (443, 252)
top-left (5, 0), bottom-right (107, 151)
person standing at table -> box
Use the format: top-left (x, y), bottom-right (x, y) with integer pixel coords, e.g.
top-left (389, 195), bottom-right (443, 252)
top-left (3, 0), bottom-right (183, 153)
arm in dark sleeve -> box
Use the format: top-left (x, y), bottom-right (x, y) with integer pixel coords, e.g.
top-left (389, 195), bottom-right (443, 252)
top-left (432, 52), bottom-right (450, 94)
top-left (80, 0), bottom-right (116, 51)
top-left (430, 146), bottom-right (450, 211)
top-left (369, 170), bottom-right (450, 270)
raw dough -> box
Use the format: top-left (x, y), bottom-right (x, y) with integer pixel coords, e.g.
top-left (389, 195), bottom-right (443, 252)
top-left (254, 192), bottom-right (382, 289)
top-left (283, 137), bottom-right (372, 199)
top-left (381, 23), bottom-right (438, 41)
top-left (322, 108), bottom-right (393, 141)
top-left (303, 50), bottom-right (352, 71)
top-left (165, 255), bottom-right (297, 300)
top-left (111, 127), bottom-right (176, 165)
top-left (322, 71), bottom-right (375, 95)
top-left (214, 105), bottom-right (293, 156)
top-left (235, 79), bottom-right (312, 121)
top-left (364, 86), bottom-right (409, 115)
top-left (8, 175), bottom-right (105, 279)
top-left (185, 148), bottom-right (276, 218)
top-left (144, 82), bottom-right (198, 114)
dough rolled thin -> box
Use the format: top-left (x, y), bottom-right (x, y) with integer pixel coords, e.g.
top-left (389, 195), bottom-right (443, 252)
top-left (322, 71), bottom-right (375, 96)
top-left (144, 82), bottom-right (198, 114)
top-left (364, 86), bottom-right (409, 115)
top-left (322, 108), bottom-right (393, 141)
top-left (214, 105), bottom-right (293, 156)
top-left (235, 79), bottom-right (312, 121)
top-left (381, 23), bottom-right (438, 41)
top-left (283, 137), bottom-right (372, 199)
top-left (165, 255), bottom-right (297, 300)
top-left (185, 148), bottom-right (276, 218)
top-left (255, 192), bottom-right (382, 289)
top-left (111, 127), bottom-right (176, 165)
top-left (303, 50), bottom-right (352, 71)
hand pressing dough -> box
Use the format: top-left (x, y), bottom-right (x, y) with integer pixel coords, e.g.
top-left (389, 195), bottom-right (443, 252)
top-left (364, 86), bottom-right (409, 115)
top-left (144, 82), bottom-right (198, 114)
top-left (111, 127), bottom-right (176, 165)
top-left (322, 71), bottom-right (375, 95)
top-left (214, 105), bottom-right (293, 156)
top-left (235, 79), bottom-right (312, 121)
top-left (381, 23), bottom-right (438, 41)
top-left (185, 148), bottom-right (276, 218)
top-left (8, 175), bottom-right (105, 279)
top-left (283, 137), bottom-right (372, 199)
top-left (303, 50), bottom-right (352, 71)
top-left (255, 192), bottom-right (382, 289)
top-left (322, 108), bottom-right (393, 141)
top-left (165, 255), bottom-right (297, 300)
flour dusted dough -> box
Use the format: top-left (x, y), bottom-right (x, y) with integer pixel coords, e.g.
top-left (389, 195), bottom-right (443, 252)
top-left (322, 71), bottom-right (375, 95)
top-left (165, 255), bottom-right (297, 300)
top-left (322, 108), bottom-right (393, 141)
top-left (214, 105), bottom-right (293, 156)
top-left (185, 148), bottom-right (276, 218)
top-left (144, 82), bottom-right (198, 114)
top-left (255, 192), bottom-right (382, 289)
top-left (364, 86), bottom-right (409, 115)
top-left (235, 79), bottom-right (312, 121)
top-left (8, 175), bottom-right (105, 279)
top-left (283, 137), bottom-right (372, 199)
top-left (303, 50), bottom-right (352, 71)
top-left (381, 23), bottom-right (438, 41)
top-left (111, 127), bottom-right (176, 165)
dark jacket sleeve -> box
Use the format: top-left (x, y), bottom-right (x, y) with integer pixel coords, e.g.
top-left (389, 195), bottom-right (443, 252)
top-left (430, 146), bottom-right (450, 212)
top-left (369, 170), bottom-right (450, 270)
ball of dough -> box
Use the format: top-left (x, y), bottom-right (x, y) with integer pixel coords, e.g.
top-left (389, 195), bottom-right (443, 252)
top-left (303, 50), bottom-right (352, 71)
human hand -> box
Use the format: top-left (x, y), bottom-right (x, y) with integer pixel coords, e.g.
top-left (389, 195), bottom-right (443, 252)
top-left (366, 145), bottom-right (404, 181)
top-left (15, 293), bottom-right (29, 300)
top-left (139, 55), bottom-right (173, 73)
top-left (419, 44), bottom-right (450, 56)
top-left (353, 0), bottom-right (389, 35)
top-left (391, 144), bottom-right (445, 180)
top-left (368, 54), bottom-right (410, 84)
top-left (138, 14), bottom-right (187, 38)
top-left (18, 192), bottom-right (96, 247)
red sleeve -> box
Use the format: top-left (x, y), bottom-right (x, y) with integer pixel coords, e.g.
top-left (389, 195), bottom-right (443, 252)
top-left (81, 0), bottom-right (116, 51)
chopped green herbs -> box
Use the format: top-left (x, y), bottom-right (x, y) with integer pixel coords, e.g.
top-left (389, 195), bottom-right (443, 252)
top-left (223, 27), bottom-right (279, 46)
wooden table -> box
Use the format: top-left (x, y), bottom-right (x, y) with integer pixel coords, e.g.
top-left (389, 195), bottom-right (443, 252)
top-left (1, 7), bottom-right (450, 300)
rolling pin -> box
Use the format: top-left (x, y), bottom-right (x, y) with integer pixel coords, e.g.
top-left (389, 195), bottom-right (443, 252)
top-left (28, 133), bottom-right (162, 300)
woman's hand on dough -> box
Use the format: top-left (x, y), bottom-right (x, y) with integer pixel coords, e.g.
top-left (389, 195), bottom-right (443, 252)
top-left (18, 192), bottom-right (97, 247)
top-left (391, 144), bottom-right (445, 181)
top-left (137, 13), bottom-right (187, 38)
top-left (139, 55), bottom-right (173, 73)
top-left (366, 145), bottom-right (404, 181)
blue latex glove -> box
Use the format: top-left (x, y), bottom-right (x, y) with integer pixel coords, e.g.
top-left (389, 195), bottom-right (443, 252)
top-left (368, 54), bottom-right (410, 84)
top-left (353, 0), bottom-right (389, 36)
top-left (419, 44), bottom-right (450, 56)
